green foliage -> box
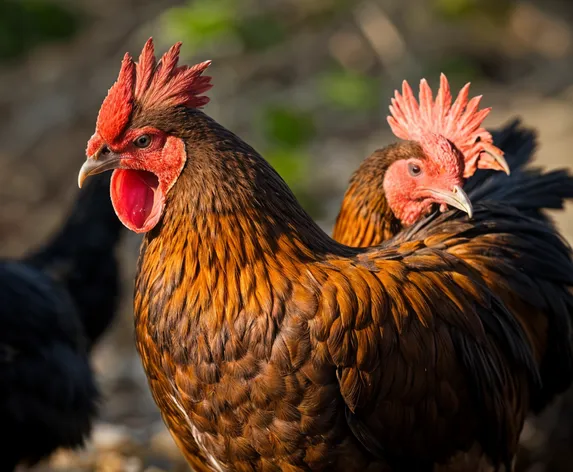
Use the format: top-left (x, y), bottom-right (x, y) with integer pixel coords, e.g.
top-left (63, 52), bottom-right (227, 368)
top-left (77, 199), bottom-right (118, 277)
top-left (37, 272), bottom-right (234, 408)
top-left (260, 105), bottom-right (315, 148)
top-left (161, 0), bottom-right (237, 48)
top-left (162, 0), bottom-right (285, 52)
top-left (433, 0), bottom-right (512, 23)
top-left (265, 148), bottom-right (309, 186)
top-left (319, 70), bottom-right (379, 111)
top-left (434, 0), bottom-right (477, 19)
top-left (258, 104), bottom-right (316, 205)
top-left (235, 16), bottom-right (286, 51)
top-left (265, 147), bottom-right (318, 213)
top-left (0, 0), bottom-right (80, 62)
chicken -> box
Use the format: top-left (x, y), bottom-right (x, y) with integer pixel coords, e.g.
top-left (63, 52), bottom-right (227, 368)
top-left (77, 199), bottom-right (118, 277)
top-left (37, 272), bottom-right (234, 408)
top-left (333, 75), bottom-right (511, 247)
top-left (331, 78), bottom-right (573, 417)
top-left (78, 39), bottom-right (573, 471)
top-left (26, 171), bottom-right (124, 346)
top-left (0, 172), bottom-right (123, 470)
top-left (0, 263), bottom-right (97, 471)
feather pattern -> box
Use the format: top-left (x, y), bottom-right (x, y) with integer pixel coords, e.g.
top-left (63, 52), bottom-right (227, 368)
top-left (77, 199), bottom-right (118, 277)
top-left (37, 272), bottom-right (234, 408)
top-left (332, 120), bottom-right (573, 470)
top-left (85, 40), bottom-right (573, 471)
top-left (126, 111), bottom-right (557, 471)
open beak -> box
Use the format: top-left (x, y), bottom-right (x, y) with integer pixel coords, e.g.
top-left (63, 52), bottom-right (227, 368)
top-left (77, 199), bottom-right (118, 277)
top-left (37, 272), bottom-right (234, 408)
top-left (483, 149), bottom-right (510, 176)
top-left (423, 184), bottom-right (473, 218)
top-left (78, 153), bottom-right (123, 188)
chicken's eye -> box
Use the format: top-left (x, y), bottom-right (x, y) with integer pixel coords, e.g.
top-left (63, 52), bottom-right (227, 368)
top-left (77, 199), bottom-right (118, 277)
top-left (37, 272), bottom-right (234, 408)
top-left (408, 163), bottom-right (422, 177)
top-left (134, 135), bottom-right (151, 148)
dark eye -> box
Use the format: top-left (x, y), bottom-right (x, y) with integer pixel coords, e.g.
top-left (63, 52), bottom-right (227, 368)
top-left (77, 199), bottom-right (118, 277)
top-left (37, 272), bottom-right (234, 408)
top-left (134, 134), bottom-right (151, 148)
top-left (408, 162), bottom-right (422, 176)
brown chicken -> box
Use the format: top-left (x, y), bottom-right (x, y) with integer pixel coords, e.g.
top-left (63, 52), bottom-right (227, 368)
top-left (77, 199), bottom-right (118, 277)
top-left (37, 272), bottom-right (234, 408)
top-left (333, 75), bottom-right (510, 247)
top-left (78, 39), bottom-right (573, 471)
top-left (331, 78), bottom-right (573, 417)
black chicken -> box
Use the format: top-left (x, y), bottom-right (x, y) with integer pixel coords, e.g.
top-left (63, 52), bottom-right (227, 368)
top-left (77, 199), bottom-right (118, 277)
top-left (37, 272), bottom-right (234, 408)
top-left (0, 172), bottom-right (124, 470)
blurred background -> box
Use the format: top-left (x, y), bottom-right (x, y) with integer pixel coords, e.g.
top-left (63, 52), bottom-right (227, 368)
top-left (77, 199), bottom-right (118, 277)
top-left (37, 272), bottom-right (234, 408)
top-left (1, 0), bottom-right (572, 470)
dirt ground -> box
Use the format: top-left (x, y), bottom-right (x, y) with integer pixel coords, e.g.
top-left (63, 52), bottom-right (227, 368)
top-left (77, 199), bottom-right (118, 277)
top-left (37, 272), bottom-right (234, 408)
top-left (1, 0), bottom-right (573, 470)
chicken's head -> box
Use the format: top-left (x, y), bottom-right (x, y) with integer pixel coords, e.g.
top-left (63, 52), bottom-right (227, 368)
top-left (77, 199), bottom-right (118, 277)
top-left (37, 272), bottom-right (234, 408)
top-left (381, 137), bottom-right (472, 225)
top-left (78, 38), bottom-right (212, 233)
top-left (383, 74), bottom-right (509, 225)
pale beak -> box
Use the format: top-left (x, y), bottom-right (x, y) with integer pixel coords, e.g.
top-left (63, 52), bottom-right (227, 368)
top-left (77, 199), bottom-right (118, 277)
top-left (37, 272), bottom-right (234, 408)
top-left (423, 184), bottom-right (473, 218)
top-left (484, 149), bottom-right (510, 176)
top-left (78, 153), bottom-right (123, 188)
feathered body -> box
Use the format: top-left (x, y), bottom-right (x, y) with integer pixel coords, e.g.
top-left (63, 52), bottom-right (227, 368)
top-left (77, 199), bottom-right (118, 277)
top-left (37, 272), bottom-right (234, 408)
top-left (333, 115), bottom-right (573, 415)
top-left (78, 41), bottom-right (573, 470)
top-left (0, 173), bottom-right (124, 470)
top-left (132, 110), bottom-right (541, 471)
top-left (26, 172), bottom-right (123, 346)
top-left (0, 263), bottom-right (97, 470)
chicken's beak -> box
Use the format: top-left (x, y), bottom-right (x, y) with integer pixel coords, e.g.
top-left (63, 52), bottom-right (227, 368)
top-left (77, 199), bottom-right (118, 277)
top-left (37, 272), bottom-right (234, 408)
top-left (78, 153), bottom-right (123, 188)
top-left (483, 149), bottom-right (510, 176)
top-left (423, 185), bottom-right (473, 218)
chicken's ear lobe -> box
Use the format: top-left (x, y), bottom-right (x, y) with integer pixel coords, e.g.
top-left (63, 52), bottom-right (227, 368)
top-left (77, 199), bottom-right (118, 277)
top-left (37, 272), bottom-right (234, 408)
top-left (159, 136), bottom-right (187, 194)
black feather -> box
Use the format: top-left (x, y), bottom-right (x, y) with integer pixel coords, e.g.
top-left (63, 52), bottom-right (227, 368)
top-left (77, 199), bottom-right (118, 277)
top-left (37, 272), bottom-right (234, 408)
top-left (0, 173), bottom-right (124, 469)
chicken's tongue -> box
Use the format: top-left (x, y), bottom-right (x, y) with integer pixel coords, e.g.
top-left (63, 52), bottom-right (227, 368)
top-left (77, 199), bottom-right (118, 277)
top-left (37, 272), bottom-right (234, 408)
top-left (110, 169), bottom-right (164, 233)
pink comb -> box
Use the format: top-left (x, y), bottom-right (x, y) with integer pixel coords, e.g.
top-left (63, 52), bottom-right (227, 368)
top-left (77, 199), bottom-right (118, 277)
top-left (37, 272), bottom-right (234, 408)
top-left (387, 74), bottom-right (509, 178)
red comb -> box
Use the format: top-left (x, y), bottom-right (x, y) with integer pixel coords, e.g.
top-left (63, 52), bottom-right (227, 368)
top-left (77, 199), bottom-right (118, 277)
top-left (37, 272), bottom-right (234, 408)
top-left (387, 74), bottom-right (506, 178)
top-left (94, 38), bottom-right (212, 145)
top-left (135, 38), bottom-right (212, 111)
top-left (95, 53), bottom-right (135, 145)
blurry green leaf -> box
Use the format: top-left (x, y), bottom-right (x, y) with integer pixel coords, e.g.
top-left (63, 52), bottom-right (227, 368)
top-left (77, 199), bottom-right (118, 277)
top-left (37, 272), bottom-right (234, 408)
top-left (24, 0), bottom-right (78, 38)
top-left (261, 105), bottom-right (316, 148)
top-left (265, 148), bottom-right (309, 188)
top-left (434, 0), bottom-right (512, 23)
top-left (264, 147), bottom-right (319, 216)
top-left (0, 0), bottom-right (80, 62)
top-left (235, 16), bottom-right (286, 51)
top-left (433, 0), bottom-right (476, 19)
top-left (161, 0), bottom-right (237, 47)
top-left (320, 71), bottom-right (379, 111)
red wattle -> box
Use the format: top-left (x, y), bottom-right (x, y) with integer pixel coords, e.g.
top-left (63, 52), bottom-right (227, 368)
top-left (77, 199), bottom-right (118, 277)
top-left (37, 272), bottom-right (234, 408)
top-left (110, 169), bottom-right (164, 233)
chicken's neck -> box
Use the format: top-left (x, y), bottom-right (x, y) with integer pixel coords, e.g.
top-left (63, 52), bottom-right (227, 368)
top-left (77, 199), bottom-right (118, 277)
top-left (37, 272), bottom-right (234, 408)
top-left (332, 151), bottom-right (401, 247)
top-left (170, 111), bottom-right (341, 253)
